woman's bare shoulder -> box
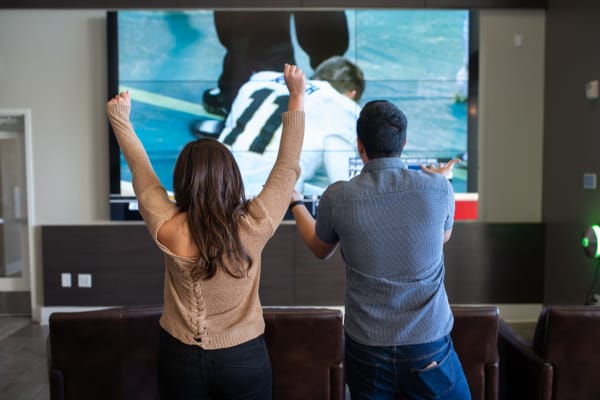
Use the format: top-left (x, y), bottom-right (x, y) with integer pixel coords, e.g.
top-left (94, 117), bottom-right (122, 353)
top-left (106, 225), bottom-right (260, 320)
top-left (157, 212), bottom-right (198, 258)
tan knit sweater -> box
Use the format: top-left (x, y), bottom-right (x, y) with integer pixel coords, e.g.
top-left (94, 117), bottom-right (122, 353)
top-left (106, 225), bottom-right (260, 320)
top-left (107, 102), bottom-right (304, 349)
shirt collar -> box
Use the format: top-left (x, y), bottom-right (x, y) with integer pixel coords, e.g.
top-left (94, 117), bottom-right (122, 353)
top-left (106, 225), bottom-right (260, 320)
top-left (362, 157), bottom-right (407, 173)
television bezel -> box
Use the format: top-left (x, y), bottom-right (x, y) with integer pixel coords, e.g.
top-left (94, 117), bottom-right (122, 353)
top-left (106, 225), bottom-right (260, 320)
top-left (106, 9), bottom-right (479, 220)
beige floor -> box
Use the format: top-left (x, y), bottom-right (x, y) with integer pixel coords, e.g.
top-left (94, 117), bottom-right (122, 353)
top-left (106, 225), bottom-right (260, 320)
top-left (0, 318), bottom-right (49, 400)
top-left (0, 317), bottom-right (30, 341)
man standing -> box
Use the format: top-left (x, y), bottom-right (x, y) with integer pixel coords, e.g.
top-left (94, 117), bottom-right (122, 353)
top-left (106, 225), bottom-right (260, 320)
top-left (289, 100), bottom-right (471, 399)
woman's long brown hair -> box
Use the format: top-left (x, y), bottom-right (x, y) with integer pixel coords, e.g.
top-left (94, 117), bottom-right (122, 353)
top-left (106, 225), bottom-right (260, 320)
top-left (172, 139), bottom-right (252, 279)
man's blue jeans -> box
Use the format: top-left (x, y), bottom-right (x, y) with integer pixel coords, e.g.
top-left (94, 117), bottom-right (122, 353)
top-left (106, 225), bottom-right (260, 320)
top-left (345, 334), bottom-right (472, 400)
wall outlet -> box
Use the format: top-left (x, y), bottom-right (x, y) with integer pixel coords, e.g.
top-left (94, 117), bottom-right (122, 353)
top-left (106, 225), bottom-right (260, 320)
top-left (77, 273), bottom-right (92, 288)
top-left (60, 273), bottom-right (72, 288)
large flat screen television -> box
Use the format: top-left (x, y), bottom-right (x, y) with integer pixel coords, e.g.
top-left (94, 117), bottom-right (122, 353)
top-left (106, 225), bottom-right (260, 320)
top-left (107, 9), bottom-right (478, 220)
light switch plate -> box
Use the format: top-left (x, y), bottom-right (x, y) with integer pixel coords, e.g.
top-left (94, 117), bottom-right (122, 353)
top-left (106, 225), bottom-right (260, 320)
top-left (77, 273), bottom-right (92, 288)
top-left (586, 80), bottom-right (599, 100)
top-left (583, 173), bottom-right (597, 190)
top-left (61, 273), bottom-right (72, 288)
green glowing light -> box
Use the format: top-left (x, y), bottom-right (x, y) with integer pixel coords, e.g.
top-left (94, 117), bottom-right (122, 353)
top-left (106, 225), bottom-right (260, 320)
top-left (593, 225), bottom-right (600, 258)
top-left (583, 237), bottom-right (590, 247)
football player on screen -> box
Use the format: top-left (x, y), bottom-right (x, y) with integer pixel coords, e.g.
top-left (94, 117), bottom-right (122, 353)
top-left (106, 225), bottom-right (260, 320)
top-left (217, 56), bottom-right (365, 197)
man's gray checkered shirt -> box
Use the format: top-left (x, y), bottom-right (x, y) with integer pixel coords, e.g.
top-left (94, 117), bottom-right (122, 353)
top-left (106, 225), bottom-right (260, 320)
top-left (316, 157), bottom-right (455, 346)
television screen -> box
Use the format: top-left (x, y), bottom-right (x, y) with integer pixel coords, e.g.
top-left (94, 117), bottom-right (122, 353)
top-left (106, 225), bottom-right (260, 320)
top-left (107, 9), bottom-right (475, 220)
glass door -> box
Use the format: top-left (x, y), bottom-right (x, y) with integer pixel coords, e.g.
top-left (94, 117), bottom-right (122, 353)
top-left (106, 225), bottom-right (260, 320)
top-left (0, 112), bottom-right (33, 314)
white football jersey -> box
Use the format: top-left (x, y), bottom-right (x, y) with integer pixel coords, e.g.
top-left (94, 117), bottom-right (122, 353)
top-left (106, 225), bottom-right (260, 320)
top-left (220, 71), bottom-right (360, 197)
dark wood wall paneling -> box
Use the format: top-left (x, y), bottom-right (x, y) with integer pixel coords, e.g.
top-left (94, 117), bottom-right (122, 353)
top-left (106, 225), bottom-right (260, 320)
top-left (259, 226), bottom-right (295, 305)
top-left (542, 0), bottom-right (600, 304)
top-left (42, 225), bottom-right (164, 306)
top-left (42, 223), bottom-right (544, 307)
top-left (444, 223), bottom-right (545, 303)
top-left (0, 0), bottom-right (547, 9)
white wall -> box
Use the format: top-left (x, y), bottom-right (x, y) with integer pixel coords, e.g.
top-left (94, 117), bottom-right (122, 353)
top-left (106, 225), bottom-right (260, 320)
top-left (477, 10), bottom-right (546, 222)
top-left (0, 9), bottom-right (546, 319)
top-left (0, 10), bottom-right (110, 224)
top-left (0, 10), bottom-right (109, 319)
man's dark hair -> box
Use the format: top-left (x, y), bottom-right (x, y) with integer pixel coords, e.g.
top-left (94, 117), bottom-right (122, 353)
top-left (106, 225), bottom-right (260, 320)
top-left (356, 100), bottom-right (407, 159)
top-left (311, 56), bottom-right (365, 102)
